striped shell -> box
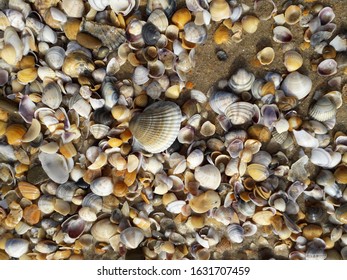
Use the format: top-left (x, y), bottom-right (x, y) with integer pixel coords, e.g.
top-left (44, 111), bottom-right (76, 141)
top-left (209, 91), bottom-right (239, 115)
top-left (224, 102), bottom-right (256, 125)
top-left (309, 96), bottom-right (336, 121)
top-left (129, 101), bottom-right (182, 153)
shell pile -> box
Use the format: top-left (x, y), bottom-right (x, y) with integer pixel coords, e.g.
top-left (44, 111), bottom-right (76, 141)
top-left (0, 0), bottom-right (347, 260)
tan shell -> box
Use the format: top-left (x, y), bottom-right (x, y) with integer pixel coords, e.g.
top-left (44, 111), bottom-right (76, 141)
top-left (257, 47), bottom-right (275, 65)
top-left (210, 0), bottom-right (231, 22)
top-left (17, 68), bottom-right (38, 84)
top-left (63, 19), bottom-right (81, 41)
top-left (129, 101), bottom-right (182, 153)
top-left (284, 5), bottom-right (302, 25)
top-left (189, 190), bottom-right (221, 213)
top-left (18, 182), bottom-right (40, 200)
top-left (241, 16), bottom-right (260, 34)
top-left (284, 50), bottom-right (303, 72)
top-left (247, 163), bottom-right (270, 182)
top-left (62, 52), bottom-right (95, 78)
top-left (91, 218), bottom-right (118, 242)
top-left (5, 124), bottom-right (26, 146)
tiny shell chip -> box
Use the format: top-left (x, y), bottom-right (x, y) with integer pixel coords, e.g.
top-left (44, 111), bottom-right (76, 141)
top-left (90, 177), bottom-right (114, 196)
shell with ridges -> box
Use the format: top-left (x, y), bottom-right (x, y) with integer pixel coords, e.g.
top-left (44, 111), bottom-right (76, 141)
top-left (129, 101), bottom-right (182, 153)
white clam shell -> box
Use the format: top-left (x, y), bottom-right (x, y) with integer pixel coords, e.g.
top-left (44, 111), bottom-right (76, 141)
top-left (292, 130), bottom-right (319, 148)
top-left (120, 227), bottom-right (145, 249)
top-left (90, 177), bottom-right (114, 196)
top-left (45, 46), bottom-right (65, 70)
top-left (209, 91), bottom-right (239, 115)
top-left (226, 223), bottom-right (244, 243)
top-left (187, 149), bottom-right (204, 169)
top-left (317, 59), bottom-right (337, 76)
top-left (194, 164), bottom-right (221, 190)
top-left (88, 0), bottom-right (110, 11)
top-left (224, 102), bottom-right (256, 125)
top-left (129, 101), bottom-right (182, 153)
top-left (310, 148), bottom-right (341, 169)
top-left (281, 71), bottom-right (312, 100)
top-left (5, 238), bottom-right (29, 258)
top-left (42, 82), bottom-right (62, 109)
top-left (38, 152), bottom-right (69, 184)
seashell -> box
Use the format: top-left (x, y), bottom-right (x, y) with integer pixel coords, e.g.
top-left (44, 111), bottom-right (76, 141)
top-left (148, 60), bottom-right (165, 78)
top-left (45, 46), bottom-right (65, 70)
top-left (129, 101), bottom-right (182, 153)
top-left (281, 71), bottom-right (312, 100)
top-left (214, 25), bottom-right (231, 45)
top-left (209, 0), bottom-right (231, 22)
top-left (18, 181), bottom-right (40, 200)
top-left (194, 164), bottom-right (221, 190)
top-left (284, 5), bottom-right (302, 25)
top-left (247, 163), bottom-right (269, 182)
top-left (241, 15), bottom-right (260, 34)
top-left (0, 69), bottom-right (9, 86)
top-left (318, 7), bottom-right (335, 26)
top-left (184, 22), bottom-right (207, 44)
top-left (17, 68), bottom-right (38, 85)
top-left (101, 76), bottom-right (119, 109)
top-left (61, 0), bottom-right (84, 18)
top-left (6, 9), bottom-right (25, 31)
top-left (166, 200), bottom-right (186, 214)
top-left (38, 152), bottom-right (69, 184)
top-left (226, 223), bottom-right (244, 243)
top-left (90, 177), bottom-right (113, 196)
top-left (189, 190), bottom-right (221, 213)
top-left (5, 239), bottom-right (29, 258)
top-left (23, 204), bottom-right (41, 225)
top-left (62, 52), bottom-right (95, 78)
top-left (330, 35), bottom-right (347, 52)
top-left (132, 65), bottom-right (149, 85)
top-left (147, 9), bottom-right (168, 33)
top-left (76, 32), bottom-right (102, 50)
top-left (224, 102), bottom-right (256, 125)
top-left (109, 0), bottom-right (139, 16)
top-left (38, 195), bottom-right (56, 214)
top-left (90, 124), bottom-right (109, 140)
top-left (284, 50), bottom-right (303, 72)
top-left (88, 0), bottom-right (109, 11)
top-left (37, 25), bottom-right (57, 44)
top-left (187, 149), bottom-right (204, 169)
top-left (146, 0), bottom-right (176, 18)
top-left (335, 204), bottom-right (347, 224)
top-left (309, 96), bottom-right (336, 122)
top-left (62, 215), bottom-right (86, 239)
top-left (142, 22), bottom-right (161, 46)
top-left (293, 130), bottom-right (319, 148)
top-left (273, 26), bottom-right (293, 43)
top-left (257, 47), bottom-right (275, 65)
top-left (334, 166), bottom-right (347, 184)
top-left (247, 124), bottom-right (271, 142)
top-left (5, 124), bottom-right (26, 146)
top-left (56, 181), bottom-right (78, 202)
top-left (42, 82), bottom-right (62, 110)
top-left (1, 44), bottom-right (19, 65)
top-left (120, 227), bottom-right (144, 249)
top-left (172, 8), bottom-right (191, 29)
top-left (317, 59), bottom-right (337, 76)
top-left (78, 207), bottom-right (97, 222)
top-left (252, 210), bottom-right (275, 226)
top-left (200, 121), bottom-right (215, 137)
top-left (306, 205), bottom-right (325, 223)
top-left (228, 68), bottom-right (255, 93)
top-left (35, 240), bottom-right (58, 254)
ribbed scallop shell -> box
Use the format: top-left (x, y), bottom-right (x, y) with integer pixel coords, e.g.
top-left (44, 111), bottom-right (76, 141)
top-left (129, 101), bottom-right (182, 153)
top-left (309, 96), bottom-right (336, 121)
top-left (224, 102), bottom-right (256, 125)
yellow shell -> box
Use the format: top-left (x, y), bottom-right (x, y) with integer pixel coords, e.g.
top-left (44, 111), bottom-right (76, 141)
top-left (113, 181), bottom-right (128, 197)
top-left (19, 56), bottom-right (36, 69)
top-left (241, 15), bottom-right (260, 34)
top-left (59, 142), bottom-right (77, 158)
top-left (0, 121), bottom-right (7, 136)
top-left (334, 166), bottom-right (347, 184)
top-left (302, 224), bottom-right (323, 240)
top-left (257, 47), bottom-right (275, 65)
top-left (1, 44), bottom-right (18, 65)
top-left (171, 8), bottom-right (191, 30)
top-left (284, 50), bottom-right (303, 72)
top-left (247, 124), bottom-right (271, 142)
top-left (62, 52), bottom-right (95, 78)
top-left (189, 190), bottom-right (221, 213)
top-left (18, 182), bottom-right (41, 200)
top-left (288, 116), bottom-right (302, 131)
top-left (247, 163), bottom-right (269, 182)
top-left (17, 68), bottom-right (38, 84)
top-left (5, 124), bottom-right (26, 146)
top-left (214, 25), bottom-right (230, 45)
top-left (63, 19), bottom-right (81, 41)
top-left (284, 5), bottom-right (302, 25)
top-left (76, 32), bottom-right (102, 49)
